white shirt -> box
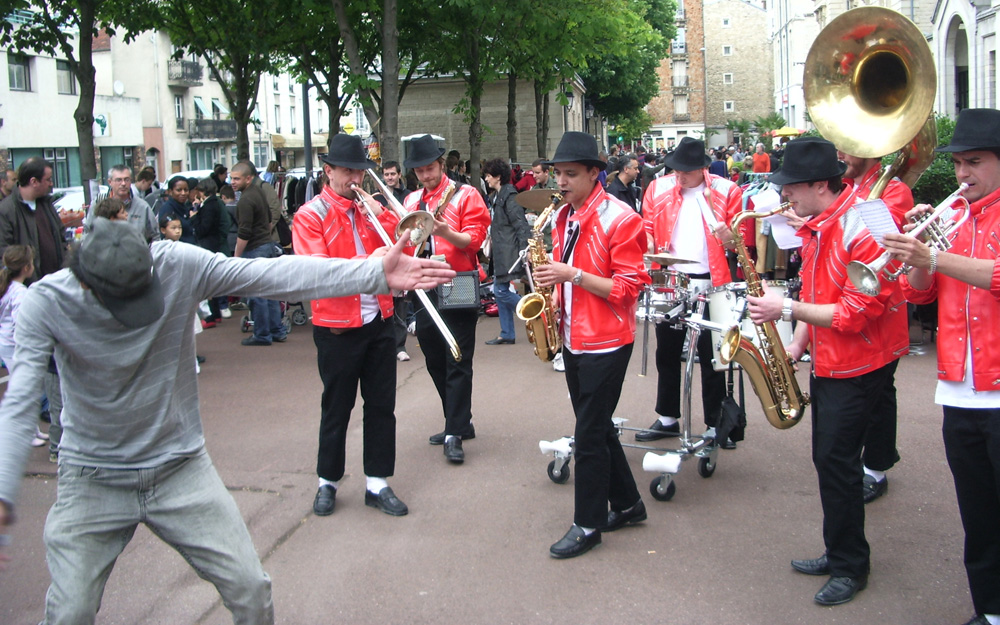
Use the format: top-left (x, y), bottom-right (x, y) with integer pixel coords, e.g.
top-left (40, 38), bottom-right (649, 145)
top-left (669, 184), bottom-right (711, 275)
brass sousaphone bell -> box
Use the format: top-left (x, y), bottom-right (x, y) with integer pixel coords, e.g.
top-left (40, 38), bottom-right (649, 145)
top-left (803, 6), bottom-right (937, 175)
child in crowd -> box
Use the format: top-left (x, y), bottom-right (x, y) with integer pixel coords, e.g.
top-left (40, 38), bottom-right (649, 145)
top-left (159, 212), bottom-right (183, 242)
top-left (93, 197), bottom-right (129, 221)
top-left (0, 245), bottom-right (47, 447)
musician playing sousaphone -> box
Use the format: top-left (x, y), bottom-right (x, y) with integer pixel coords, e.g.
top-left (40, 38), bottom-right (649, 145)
top-left (747, 136), bottom-right (909, 606)
top-left (291, 133), bottom-right (410, 518)
top-left (837, 146), bottom-right (915, 503)
top-left (882, 108), bottom-right (1000, 625)
top-left (637, 136), bottom-right (742, 447)
top-left (532, 131), bottom-right (650, 559)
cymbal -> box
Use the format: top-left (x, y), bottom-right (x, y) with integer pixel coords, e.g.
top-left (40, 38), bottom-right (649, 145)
top-left (516, 188), bottom-right (562, 212)
top-left (644, 253), bottom-right (697, 266)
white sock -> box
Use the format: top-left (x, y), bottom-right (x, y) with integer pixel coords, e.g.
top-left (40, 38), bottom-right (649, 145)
top-left (985, 615), bottom-right (1000, 625)
top-left (863, 467), bottom-right (886, 482)
top-left (318, 478), bottom-right (339, 490)
top-left (445, 434), bottom-right (457, 443)
top-left (576, 524), bottom-right (595, 536)
top-left (366, 476), bottom-right (388, 494)
top-left (658, 416), bottom-right (679, 427)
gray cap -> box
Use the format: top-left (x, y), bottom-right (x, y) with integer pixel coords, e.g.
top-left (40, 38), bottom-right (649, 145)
top-left (77, 218), bottom-right (164, 328)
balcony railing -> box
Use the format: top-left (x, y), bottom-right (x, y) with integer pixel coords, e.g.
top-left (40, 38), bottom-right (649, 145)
top-left (167, 59), bottom-right (203, 86)
top-left (189, 119), bottom-right (238, 140)
top-left (672, 76), bottom-right (689, 88)
top-left (673, 113), bottom-right (691, 122)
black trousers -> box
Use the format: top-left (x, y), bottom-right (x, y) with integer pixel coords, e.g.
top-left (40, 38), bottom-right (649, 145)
top-left (862, 359), bottom-right (900, 471)
top-left (393, 295), bottom-right (408, 353)
top-left (655, 316), bottom-right (726, 426)
top-left (313, 318), bottom-right (396, 482)
top-left (565, 344), bottom-right (642, 529)
top-left (810, 361), bottom-right (898, 578)
top-left (943, 405), bottom-right (1000, 615)
top-left (414, 294), bottom-right (478, 435)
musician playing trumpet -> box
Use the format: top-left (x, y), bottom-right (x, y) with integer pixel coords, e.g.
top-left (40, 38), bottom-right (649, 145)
top-left (882, 109), bottom-right (1000, 625)
top-left (747, 137), bottom-right (908, 606)
top-left (291, 134), bottom-right (409, 518)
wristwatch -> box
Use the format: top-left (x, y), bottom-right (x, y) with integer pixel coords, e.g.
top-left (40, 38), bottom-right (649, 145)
top-left (572, 268), bottom-right (584, 286)
top-left (781, 297), bottom-right (794, 322)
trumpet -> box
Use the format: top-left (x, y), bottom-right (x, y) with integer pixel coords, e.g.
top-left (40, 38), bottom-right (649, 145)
top-left (848, 184), bottom-right (971, 296)
top-left (352, 184), bottom-right (463, 362)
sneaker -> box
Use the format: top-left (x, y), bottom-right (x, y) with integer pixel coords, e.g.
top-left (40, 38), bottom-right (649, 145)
top-left (31, 429), bottom-right (47, 447)
top-left (397, 351), bottom-right (410, 362)
top-left (407, 321), bottom-right (417, 335)
top-left (49, 450), bottom-right (58, 464)
top-left (552, 352), bottom-right (565, 372)
top-left (221, 307), bottom-right (233, 319)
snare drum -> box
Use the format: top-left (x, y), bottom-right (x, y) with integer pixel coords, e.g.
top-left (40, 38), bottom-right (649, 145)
top-left (706, 280), bottom-right (794, 371)
top-left (649, 269), bottom-right (690, 305)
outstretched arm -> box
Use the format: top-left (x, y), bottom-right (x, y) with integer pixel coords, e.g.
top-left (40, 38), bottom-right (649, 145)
top-left (381, 230), bottom-right (457, 291)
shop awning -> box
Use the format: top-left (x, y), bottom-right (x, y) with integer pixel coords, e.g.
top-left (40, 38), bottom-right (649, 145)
top-left (270, 133), bottom-right (329, 150)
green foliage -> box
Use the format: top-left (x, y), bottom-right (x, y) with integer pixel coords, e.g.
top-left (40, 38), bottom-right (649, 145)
top-left (610, 109), bottom-right (653, 144)
top-left (753, 112), bottom-right (787, 151)
top-left (724, 119), bottom-right (753, 151)
top-left (910, 114), bottom-right (958, 206)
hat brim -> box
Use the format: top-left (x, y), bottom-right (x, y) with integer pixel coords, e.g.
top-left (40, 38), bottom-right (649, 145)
top-left (403, 147), bottom-right (446, 170)
top-left (934, 143), bottom-right (1000, 153)
top-left (543, 158), bottom-right (606, 170)
top-left (662, 153), bottom-right (712, 172)
top-left (98, 269), bottom-right (165, 329)
top-left (769, 161), bottom-right (847, 186)
top-left (321, 155), bottom-right (378, 170)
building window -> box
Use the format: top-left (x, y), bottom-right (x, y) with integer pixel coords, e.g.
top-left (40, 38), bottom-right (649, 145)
top-left (674, 95), bottom-right (688, 116)
top-left (56, 60), bottom-right (76, 95)
top-left (44, 148), bottom-right (70, 186)
top-left (672, 27), bottom-right (686, 54)
top-left (724, 101), bottom-right (735, 112)
top-left (272, 76), bottom-right (279, 92)
top-left (722, 17), bottom-right (731, 27)
top-left (723, 73), bottom-right (733, 85)
top-left (722, 45), bottom-right (732, 56)
top-left (174, 95), bottom-right (184, 130)
top-left (8, 54), bottom-right (30, 91)
top-left (290, 106), bottom-right (296, 134)
top-left (274, 105), bottom-right (281, 134)
top-left (254, 143), bottom-right (268, 167)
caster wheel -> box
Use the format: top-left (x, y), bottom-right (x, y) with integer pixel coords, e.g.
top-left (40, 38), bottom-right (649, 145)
top-left (547, 460), bottom-right (570, 484)
top-left (241, 316), bottom-right (251, 333)
top-left (292, 309), bottom-right (308, 325)
top-left (650, 476), bottom-right (676, 501)
top-left (698, 456), bottom-right (716, 478)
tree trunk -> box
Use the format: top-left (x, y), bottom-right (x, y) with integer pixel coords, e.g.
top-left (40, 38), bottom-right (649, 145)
top-left (379, 0), bottom-right (400, 166)
top-left (534, 80), bottom-right (544, 158)
top-left (466, 36), bottom-right (482, 192)
top-left (75, 0), bottom-right (97, 204)
top-left (507, 72), bottom-right (517, 163)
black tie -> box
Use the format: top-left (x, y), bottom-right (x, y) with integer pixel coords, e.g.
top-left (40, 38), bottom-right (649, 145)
top-left (562, 211), bottom-right (580, 263)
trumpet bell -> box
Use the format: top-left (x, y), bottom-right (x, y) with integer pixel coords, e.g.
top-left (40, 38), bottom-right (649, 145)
top-left (847, 261), bottom-right (883, 297)
top-left (804, 6), bottom-right (936, 158)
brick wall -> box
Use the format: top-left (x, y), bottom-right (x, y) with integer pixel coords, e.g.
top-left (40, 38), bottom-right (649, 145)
top-left (704, 0), bottom-right (774, 128)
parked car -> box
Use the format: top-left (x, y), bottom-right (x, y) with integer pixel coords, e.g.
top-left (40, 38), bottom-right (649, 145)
top-left (52, 185), bottom-right (109, 212)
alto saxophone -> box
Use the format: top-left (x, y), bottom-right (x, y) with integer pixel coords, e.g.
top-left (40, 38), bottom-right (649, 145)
top-left (516, 194), bottom-right (563, 362)
top-left (719, 205), bottom-right (809, 429)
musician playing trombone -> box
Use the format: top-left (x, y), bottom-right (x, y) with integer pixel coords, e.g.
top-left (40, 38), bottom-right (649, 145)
top-left (882, 109), bottom-right (1000, 625)
top-left (291, 134), bottom-right (409, 518)
top-left (747, 136), bottom-right (909, 606)
top-left (838, 147), bottom-right (915, 504)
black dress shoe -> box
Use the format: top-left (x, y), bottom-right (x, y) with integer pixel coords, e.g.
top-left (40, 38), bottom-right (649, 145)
top-left (312, 485), bottom-right (336, 516)
top-left (961, 615), bottom-right (990, 625)
top-left (444, 437), bottom-right (465, 463)
top-left (550, 525), bottom-right (602, 559)
top-left (429, 423), bottom-right (476, 445)
top-left (635, 419), bottom-right (680, 441)
top-left (814, 575), bottom-right (867, 606)
top-left (241, 336), bottom-right (272, 346)
top-left (719, 437), bottom-right (737, 450)
top-left (365, 486), bottom-right (409, 516)
top-left (791, 554), bottom-right (830, 576)
top-left (604, 500), bottom-right (647, 532)
top-left (485, 337), bottom-right (515, 345)
top-left (862, 474), bottom-right (888, 503)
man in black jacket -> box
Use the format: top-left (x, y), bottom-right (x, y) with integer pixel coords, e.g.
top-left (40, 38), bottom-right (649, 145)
top-left (606, 156), bottom-right (640, 213)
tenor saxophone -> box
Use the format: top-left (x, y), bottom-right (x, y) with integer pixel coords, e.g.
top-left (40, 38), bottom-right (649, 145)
top-left (515, 194), bottom-right (563, 362)
top-left (719, 205), bottom-right (809, 429)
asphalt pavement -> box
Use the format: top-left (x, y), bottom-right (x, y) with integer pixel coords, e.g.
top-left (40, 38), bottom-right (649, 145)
top-left (0, 312), bottom-right (974, 624)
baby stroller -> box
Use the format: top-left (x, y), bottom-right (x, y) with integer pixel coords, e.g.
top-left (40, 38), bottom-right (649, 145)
top-left (240, 301), bottom-right (309, 333)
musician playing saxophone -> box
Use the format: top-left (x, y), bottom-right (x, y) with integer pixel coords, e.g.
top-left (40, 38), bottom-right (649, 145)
top-left (837, 148), bottom-right (915, 504)
top-left (746, 137), bottom-right (908, 607)
top-left (637, 137), bottom-right (742, 447)
top-left (882, 109), bottom-right (1000, 625)
top-left (532, 132), bottom-right (650, 559)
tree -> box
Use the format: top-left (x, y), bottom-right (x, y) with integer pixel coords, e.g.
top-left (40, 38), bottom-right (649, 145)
top-left (753, 112), bottom-right (787, 151)
top-left (158, 0), bottom-right (295, 161)
top-left (910, 114), bottom-right (957, 206)
top-left (725, 119), bottom-right (754, 151)
top-left (1, 0), bottom-right (152, 202)
top-left (610, 109), bottom-right (653, 146)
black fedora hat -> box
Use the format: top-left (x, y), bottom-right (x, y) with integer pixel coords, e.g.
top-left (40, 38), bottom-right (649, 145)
top-left (544, 131), bottom-right (605, 170)
top-left (768, 136), bottom-right (847, 186)
top-left (935, 108), bottom-right (1000, 153)
top-left (662, 137), bottom-right (712, 171)
top-left (321, 134), bottom-right (377, 170)
top-left (403, 134), bottom-right (446, 169)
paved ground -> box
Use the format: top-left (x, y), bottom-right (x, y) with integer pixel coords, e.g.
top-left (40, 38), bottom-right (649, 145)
top-left (0, 311), bottom-right (975, 624)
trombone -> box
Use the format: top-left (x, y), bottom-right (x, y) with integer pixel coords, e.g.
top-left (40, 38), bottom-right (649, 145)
top-left (364, 169), bottom-right (435, 248)
top-left (848, 184), bottom-right (971, 296)
top-left (352, 183), bottom-right (463, 362)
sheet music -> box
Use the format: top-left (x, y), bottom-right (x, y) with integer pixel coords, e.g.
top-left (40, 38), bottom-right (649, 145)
top-left (751, 188), bottom-right (782, 212)
top-left (853, 199), bottom-right (898, 246)
top-left (763, 213), bottom-right (803, 249)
